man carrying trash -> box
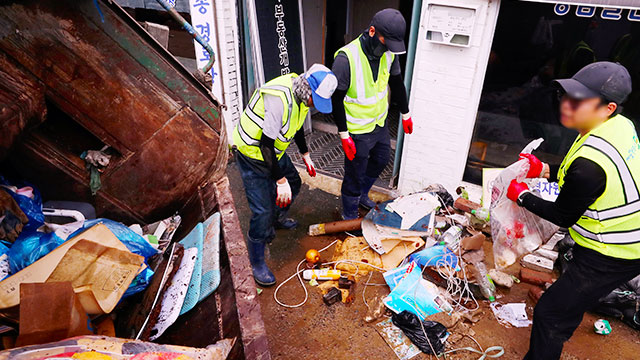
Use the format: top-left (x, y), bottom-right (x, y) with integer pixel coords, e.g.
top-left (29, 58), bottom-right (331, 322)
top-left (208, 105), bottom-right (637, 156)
top-left (506, 62), bottom-right (640, 359)
top-left (232, 64), bottom-right (337, 286)
top-left (331, 8), bottom-right (413, 220)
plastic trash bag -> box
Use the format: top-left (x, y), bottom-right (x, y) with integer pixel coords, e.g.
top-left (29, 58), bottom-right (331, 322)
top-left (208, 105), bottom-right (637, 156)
top-left (70, 218), bottom-right (158, 260)
top-left (383, 262), bottom-right (453, 319)
top-left (8, 230), bottom-right (64, 273)
top-left (69, 219), bottom-right (158, 297)
top-left (490, 139), bottom-right (559, 268)
top-left (391, 310), bottom-right (448, 355)
top-left (408, 245), bottom-right (458, 269)
top-left (0, 242), bottom-right (10, 280)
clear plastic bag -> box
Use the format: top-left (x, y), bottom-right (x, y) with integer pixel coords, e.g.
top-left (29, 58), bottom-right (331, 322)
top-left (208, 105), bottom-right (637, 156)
top-left (490, 139), bottom-right (559, 269)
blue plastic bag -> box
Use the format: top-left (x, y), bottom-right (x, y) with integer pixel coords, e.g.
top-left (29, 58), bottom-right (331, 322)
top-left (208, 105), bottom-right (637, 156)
top-left (69, 218), bottom-right (158, 260)
top-left (9, 231), bottom-right (64, 273)
top-left (408, 245), bottom-right (458, 269)
top-left (0, 177), bottom-right (44, 233)
top-left (69, 219), bottom-right (158, 297)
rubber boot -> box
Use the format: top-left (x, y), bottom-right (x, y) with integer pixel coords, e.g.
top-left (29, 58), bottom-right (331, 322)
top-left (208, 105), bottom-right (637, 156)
top-left (274, 210), bottom-right (298, 230)
top-left (359, 175), bottom-right (378, 210)
top-left (247, 238), bottom-right (276, 286)
top-left (341, 195), bottom-right (360, 220)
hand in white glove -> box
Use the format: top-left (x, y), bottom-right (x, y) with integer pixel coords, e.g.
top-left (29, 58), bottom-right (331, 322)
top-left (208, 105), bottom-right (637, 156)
top-left (276, 178), bottom-right (292, 208)
top-left (302, 153), bottom-right (316, 177)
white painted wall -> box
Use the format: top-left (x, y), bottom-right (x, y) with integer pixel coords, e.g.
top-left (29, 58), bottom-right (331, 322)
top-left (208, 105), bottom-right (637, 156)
top-left (398, 0), bottom-right (500, 196)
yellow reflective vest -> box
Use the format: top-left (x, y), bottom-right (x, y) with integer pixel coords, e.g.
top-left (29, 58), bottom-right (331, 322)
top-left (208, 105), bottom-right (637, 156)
top-left (232, 73), bottom-right (309, 161)
top-left (335, 36), bottom-right (394, 134)
top-left (558, 114), bottom-right (640, 259)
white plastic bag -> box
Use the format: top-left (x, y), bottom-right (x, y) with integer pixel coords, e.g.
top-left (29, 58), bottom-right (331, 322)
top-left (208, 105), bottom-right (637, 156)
top-left (490, 139), bottom-right (559, 269)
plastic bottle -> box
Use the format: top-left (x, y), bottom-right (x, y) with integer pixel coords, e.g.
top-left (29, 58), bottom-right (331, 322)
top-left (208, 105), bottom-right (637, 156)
top-left (473, 262), bottom-right (496, 301)
top-left (471, 208), bottom-right (490, 222)
top-left (440, 225), bottom-right (463, 246)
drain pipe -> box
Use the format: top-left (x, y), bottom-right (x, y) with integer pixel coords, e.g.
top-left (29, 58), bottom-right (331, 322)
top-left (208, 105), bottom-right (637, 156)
top-left (392, 0), bottom-right (422, 184)
top-left (154, 0), bottom-right (215, 76)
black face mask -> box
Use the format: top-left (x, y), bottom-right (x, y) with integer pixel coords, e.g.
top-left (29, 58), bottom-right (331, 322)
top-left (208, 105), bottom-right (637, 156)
top-left (371, 34), bottom-right (387, 58)
top-left (365, 31), bottom-right (387, 59)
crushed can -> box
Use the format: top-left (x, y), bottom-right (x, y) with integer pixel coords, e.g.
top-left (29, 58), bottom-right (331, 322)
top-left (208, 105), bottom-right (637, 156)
top-left (594, 319), bottom-right (612, 335)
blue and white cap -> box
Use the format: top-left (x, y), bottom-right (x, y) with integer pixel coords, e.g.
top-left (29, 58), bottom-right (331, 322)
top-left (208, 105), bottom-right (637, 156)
top-left (305, 64), bottom-right (338, 114)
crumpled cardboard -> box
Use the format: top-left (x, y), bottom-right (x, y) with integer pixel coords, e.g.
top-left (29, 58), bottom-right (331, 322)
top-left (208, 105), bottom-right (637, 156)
top-left (16, 282), bottom-right (93, 347)
top-left (332, 236), bottom-right (425, 275)
top-left (48, 239), bottom-right (144, 314)
top-left (0, 224), bottom-right (143, 315)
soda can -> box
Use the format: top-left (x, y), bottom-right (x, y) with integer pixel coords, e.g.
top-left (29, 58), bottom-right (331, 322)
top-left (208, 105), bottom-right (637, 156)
top-left (594, 319), bottom-right (612, 335)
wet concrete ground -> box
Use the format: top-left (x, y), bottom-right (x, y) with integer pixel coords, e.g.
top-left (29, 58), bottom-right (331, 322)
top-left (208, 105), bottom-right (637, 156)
top-left (227, 163), bottom-right (640, 360)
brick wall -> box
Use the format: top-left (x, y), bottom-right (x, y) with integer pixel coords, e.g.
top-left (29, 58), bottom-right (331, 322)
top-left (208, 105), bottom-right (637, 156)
top-left (398, 0), bottom-right (500, 196)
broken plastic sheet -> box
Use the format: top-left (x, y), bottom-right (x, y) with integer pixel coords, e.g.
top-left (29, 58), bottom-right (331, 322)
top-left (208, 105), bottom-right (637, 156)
top-left (490, 302), bottom-right (532, 328)
top-left (383, 262), bottom-right (453, 320)
top-left (362, 217), bottom-right (430, 255)
top-left (386, 192), bottom-right (441, 230)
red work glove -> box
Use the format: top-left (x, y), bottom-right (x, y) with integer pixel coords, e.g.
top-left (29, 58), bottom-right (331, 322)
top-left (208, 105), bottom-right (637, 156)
top-left (302, 153), bottom-right (316, 177)
top-left (339, 131), bottom-right (356, 161)
top-left (507, 179), bottom-right (529, 202)
top-left (402, 113), bottom-right (413, 134)
top-left (519, 153), bottom-right (544, 178)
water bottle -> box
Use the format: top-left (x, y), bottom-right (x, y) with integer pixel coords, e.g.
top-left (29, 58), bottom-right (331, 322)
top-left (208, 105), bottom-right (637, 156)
top-left (441, 225), bottom-right (463, 246)
top-left (473, 262), bottom-right (496, 301)
top-left (471, 208), bottom-right (490, 222)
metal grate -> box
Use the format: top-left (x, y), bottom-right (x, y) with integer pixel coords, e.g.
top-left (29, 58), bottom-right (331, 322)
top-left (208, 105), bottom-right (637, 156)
top-left (287, 130), bottom-right (395, 189)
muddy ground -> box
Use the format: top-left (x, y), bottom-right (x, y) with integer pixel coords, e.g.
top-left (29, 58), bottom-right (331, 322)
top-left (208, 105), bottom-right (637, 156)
top-left (227, 163), bottom-right (640, 360)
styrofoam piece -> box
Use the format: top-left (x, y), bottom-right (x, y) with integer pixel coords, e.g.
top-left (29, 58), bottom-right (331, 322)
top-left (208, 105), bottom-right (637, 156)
top-left (521, 254), bottom-right (554, 273)
top-left (150, 247), bottom-right (198, 340)
top-left (534, 248), bottom-right (558, 262)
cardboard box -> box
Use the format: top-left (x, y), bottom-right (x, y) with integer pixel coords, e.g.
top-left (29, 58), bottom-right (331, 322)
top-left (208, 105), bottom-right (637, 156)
top-left (0, 224), bottom-right (142, 313)
top-left (16, 282), bottom-right (92, 346)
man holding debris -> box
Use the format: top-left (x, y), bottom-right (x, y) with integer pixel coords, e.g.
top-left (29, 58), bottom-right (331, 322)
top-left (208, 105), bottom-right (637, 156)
top-left (331, 9), bottom-right (412, 220)
top-left (506, 62), bottom-right (640, 359)
top-left (232, 64), bottom-right (337, 286)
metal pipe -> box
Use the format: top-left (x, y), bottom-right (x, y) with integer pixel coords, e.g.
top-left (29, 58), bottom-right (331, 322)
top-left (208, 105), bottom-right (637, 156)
top-left (392, 0), bottom-right (422, 183)
top-left (154, 0), bottom-right (215, 74)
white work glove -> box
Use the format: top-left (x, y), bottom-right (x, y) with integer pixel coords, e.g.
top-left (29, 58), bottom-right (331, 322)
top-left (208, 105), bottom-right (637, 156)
top-left (302, 153), bottom-right (316, 177)
top-left (276, 178), bottom-right (292, 208)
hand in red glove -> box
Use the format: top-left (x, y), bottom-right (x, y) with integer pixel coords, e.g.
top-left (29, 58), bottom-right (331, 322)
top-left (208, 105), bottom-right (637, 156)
top-left (519, 153), bottom-right (544, 178)
top-left (507, 179), bottom-right (529, 202)
top-left (302, 153), bottom-right (316, 177)
top-left (339, 131), bottom-right (356, 161)
top-left (402, 113), bottom-right (413, 134)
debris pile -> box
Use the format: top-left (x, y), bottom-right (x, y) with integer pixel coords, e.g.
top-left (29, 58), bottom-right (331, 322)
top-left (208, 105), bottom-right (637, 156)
top-left (0, 176), bottom-right (232, 358)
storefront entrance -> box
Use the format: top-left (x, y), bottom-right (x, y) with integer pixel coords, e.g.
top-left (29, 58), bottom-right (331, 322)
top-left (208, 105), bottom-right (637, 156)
top-left (463, 1), bottom-right (640, 184)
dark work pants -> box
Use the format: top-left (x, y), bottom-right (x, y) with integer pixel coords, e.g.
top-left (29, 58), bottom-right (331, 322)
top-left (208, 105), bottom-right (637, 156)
top-left (235, 151), bottom-right (301, 244)
top-left (525, 245), bottom-right (640, 360)
top-left (341, 125), bottom-right (391, 198)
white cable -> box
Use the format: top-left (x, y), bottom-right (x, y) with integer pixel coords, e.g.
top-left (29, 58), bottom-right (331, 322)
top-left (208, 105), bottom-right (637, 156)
top-left (273, 240), bottom-right (338, 308)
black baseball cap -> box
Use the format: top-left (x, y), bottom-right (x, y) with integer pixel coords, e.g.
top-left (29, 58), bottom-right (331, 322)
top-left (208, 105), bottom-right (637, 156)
top-left (371, 9), bottom-right (406, 54)
top-left (553, 61), bottom-right (632, 104)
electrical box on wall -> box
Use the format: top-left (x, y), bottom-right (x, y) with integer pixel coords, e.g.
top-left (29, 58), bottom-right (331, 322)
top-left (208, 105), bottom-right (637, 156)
top-left (425, 4), bottom-right (476, 47)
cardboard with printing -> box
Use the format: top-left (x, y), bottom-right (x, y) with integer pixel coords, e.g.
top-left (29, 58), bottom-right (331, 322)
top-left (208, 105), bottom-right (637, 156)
top-left (0, 224), bottom-right (142, 314)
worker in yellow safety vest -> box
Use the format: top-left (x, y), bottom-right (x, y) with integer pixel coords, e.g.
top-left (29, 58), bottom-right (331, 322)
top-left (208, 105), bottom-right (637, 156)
top-left (507, 62), bottom-right (640, 359)
top-left (232, 64), bottom-right (337, 286)
top-left (331, 8), bottom-right (413, 219)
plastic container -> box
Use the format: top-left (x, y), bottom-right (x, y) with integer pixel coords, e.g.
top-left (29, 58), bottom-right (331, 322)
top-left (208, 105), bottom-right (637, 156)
top-left (473, 262), bottom-right (496, 301)
top-left (471, 208), bottom-right (490, 222)
top-left (440, 225), bottom-right (463, 246)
